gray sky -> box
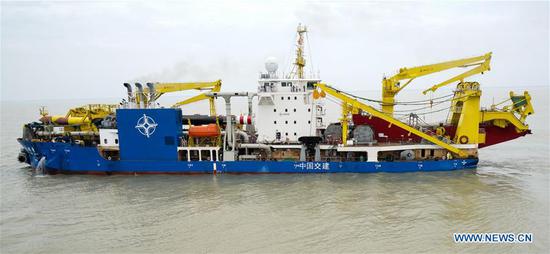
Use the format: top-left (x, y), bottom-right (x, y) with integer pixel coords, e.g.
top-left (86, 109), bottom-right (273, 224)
top-left (1, 1), bottom-right (548, 101)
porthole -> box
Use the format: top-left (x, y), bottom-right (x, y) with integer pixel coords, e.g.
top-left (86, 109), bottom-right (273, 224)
top-left (294, 132), bottom-right (297, 136)
top-left (288, 96), bottom-right (291, 100)
top-left (308, 120), bottom-right (311, 124)
top-left (294, 120), bottom-right (297, 124)
top-left (285, 132), bottom-right (288, 136)
top-left (114, 139), bottom-right (118, 144)
top-left (285, 121), bottom-right (288, 124)
top-left (274, 120), bottom-right (277, 124)
top-left (308, 108), bottom-right (311, 112)
top-left (294, 96), bottom-right (297, 100)
top-left (285, 108), bottom-right (288, 112)
top-left (274, 109), bottom-right (277, 112)
top-left (281, 97), bottom-right (284, 100)
top-left (104, 139), bottom-right (108, 144)
top-left (293, 108), bottom-right (296, 112)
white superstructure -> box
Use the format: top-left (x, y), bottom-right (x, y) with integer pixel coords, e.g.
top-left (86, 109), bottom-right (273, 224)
top-left (255, 24), bottom-right (327, 143)
top-left (255, 76), bottom-right (327, 143)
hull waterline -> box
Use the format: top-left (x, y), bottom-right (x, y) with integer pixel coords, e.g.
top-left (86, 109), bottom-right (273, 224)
top-left (19, 140), bottom-right (478, 174)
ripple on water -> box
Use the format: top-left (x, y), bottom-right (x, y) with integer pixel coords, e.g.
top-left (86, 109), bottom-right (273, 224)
top-left (1, 98), bottom-right (549, 253)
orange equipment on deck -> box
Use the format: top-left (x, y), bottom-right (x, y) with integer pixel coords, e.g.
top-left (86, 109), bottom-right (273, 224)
top-left (188, 124), bottom-right (221, 137)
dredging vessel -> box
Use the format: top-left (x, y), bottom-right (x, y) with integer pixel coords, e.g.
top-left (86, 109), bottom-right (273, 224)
top-left (17, 25), bottom-right (534, 174)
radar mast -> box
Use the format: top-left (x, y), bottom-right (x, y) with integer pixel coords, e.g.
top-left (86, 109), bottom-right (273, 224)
top-left (290, 24), bottom-right (307, 79)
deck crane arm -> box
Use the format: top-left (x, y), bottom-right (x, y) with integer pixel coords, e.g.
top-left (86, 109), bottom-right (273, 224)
top-left (382, 52), bottom-right (492, 115)
top-left (151, 80), bottom-right (222, 97)
top-left (316, 83), bottom-right (468, 157)
top-left (141, 80), bottom-right (222, 116)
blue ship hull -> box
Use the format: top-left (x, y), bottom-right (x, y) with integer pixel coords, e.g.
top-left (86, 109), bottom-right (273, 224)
top-left (19, 140), bottom-right (478, 174)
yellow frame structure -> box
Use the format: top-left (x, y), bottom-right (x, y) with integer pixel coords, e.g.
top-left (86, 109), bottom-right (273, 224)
top-left (316, 83), bottom-right (468, 157)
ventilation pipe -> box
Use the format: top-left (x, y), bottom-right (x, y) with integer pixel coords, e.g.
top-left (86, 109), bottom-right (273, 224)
top-left (235, 129), bottom-right (249, 143)
top-left (124, 83), bottom-right (134, 102)
top-left (246, 94), bottom-right (256, 134)
top-left (135, 83), bottom-right (145, 109)
top-left (146, 82), bottom-right (156, 108)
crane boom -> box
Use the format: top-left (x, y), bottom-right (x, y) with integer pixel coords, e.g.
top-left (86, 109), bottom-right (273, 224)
top-left (137, 80), bottom-right (222, 116)
top-left (150, 80), bottom-right (222, 96)
top-left (381, 52), bottom-right (492, 115)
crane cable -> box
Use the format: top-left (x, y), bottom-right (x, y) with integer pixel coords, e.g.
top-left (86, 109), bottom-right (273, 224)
top-left (322, 85), bottom-right (480, 119)
top-left (334, 87), bottom-right (455, 106)
top-left (331, 85), bottom-right (470, 110)
top-left (393, 105), bottom-right (453, 116)
top-left (323, 87), bottom-right (454, 117)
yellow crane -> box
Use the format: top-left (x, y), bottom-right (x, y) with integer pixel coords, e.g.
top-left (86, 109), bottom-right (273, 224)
top-left (381, 52), bottom-right (492, 115)
top-left (135, 80), bottom-right (222, 116)
top-left (316, 83), bottom-right (472, 157)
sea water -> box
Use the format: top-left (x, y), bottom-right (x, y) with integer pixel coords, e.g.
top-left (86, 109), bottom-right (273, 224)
top-left (1, 87), bottom-right (548, 253)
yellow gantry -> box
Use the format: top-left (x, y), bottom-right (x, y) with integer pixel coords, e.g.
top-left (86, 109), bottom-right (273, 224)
top-left (382, 52), bottom-right (492, 115)
top-left (481, 91), bottom-right (533, 132)
top-left (447, 82), bottom-right (482, 144)
top-left (316, 83), bottom-right (469, 157)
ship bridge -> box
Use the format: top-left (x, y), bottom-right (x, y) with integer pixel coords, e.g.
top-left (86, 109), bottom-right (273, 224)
top-left (254, 24), bottom-right (327, 144)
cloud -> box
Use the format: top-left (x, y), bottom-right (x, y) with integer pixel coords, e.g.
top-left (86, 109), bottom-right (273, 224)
top-left (1, 1), bottom-right (548, 101)
top-left (130, 59), bottom-right (239, 83)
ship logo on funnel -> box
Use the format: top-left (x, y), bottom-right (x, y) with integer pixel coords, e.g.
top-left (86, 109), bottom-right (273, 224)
top-left (135, 114), bottom-right (158, 138)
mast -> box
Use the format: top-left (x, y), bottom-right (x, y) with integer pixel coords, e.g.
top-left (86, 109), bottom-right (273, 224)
top-left (292, 24), bottom-right (307, 79)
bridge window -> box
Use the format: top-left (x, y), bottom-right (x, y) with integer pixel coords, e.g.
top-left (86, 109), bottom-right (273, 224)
top-left (104, 139), bottom-right (108, 144)
top-left (114, 139), bottom-right (118, 144)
